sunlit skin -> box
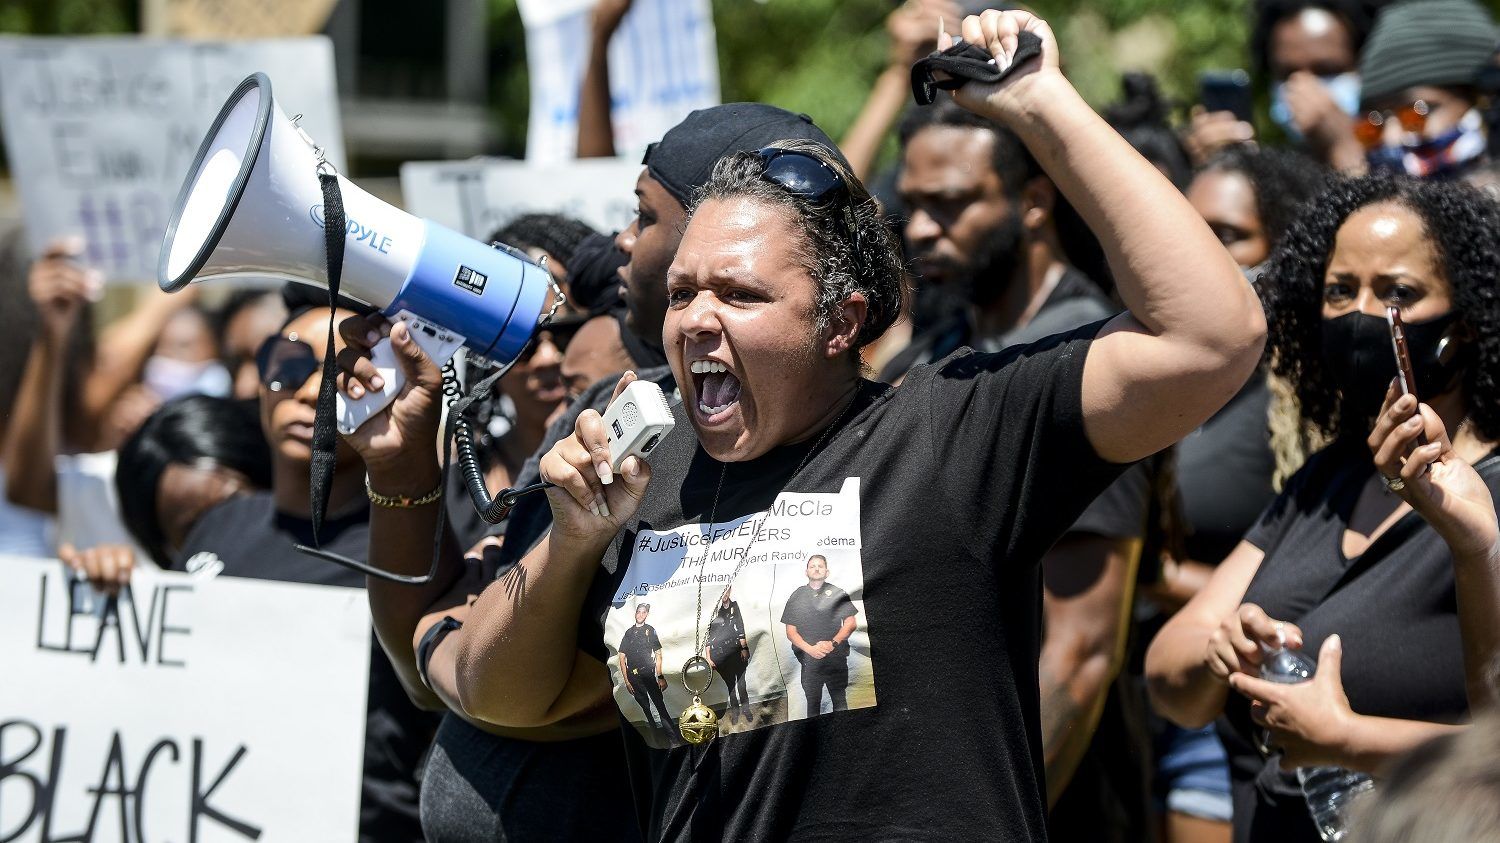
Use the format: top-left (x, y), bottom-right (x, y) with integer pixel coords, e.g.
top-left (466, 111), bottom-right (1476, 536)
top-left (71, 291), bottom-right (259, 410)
top-left (1365, 85), bottom-right (1477, 149)
top-left (898, 126), bottom-right (1017, 287)
top-left (665, 197), bottom-right (864, 462)
top-left (616, 170), bottom-right (689, 343)
top-left (260, 308), bottom-right (361, 466)
top-left (1268, 8), bottom-right (1356, 80)
top-left (1322, 203), bottom-right (1451, 324)
top-left (1188, 170), bottom-right (1268, 269)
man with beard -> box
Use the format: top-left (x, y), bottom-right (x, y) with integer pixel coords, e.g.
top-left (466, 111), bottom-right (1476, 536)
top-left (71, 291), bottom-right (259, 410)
top-left (889, 97), bottom-right (1156, 842)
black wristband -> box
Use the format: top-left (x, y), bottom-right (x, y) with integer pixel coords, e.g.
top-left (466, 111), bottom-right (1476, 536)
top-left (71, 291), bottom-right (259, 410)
top-left (416, 616), bottom-right (463, 692)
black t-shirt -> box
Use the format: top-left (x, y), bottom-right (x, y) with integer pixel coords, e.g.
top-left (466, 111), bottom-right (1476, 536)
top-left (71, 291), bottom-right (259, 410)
top-left (582, 323), bottom-right (1127, 841)
top-left (779, 583), bottom-right (857, 661)
top-left (176, 492), bottom-right (437, 843)
top-left (1175, 373), bottom-right (1276, 565)
top-left (1217, 440), bottom-right (1491, 843)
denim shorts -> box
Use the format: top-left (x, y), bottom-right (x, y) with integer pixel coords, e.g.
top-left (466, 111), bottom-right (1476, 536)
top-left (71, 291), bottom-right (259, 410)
top-left (1156, 721), bottom-right (1233, 822)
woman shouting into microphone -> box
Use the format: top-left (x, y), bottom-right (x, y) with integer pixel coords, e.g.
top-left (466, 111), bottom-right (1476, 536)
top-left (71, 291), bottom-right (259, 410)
top-left (341, 11), bottom-right (1265, 841)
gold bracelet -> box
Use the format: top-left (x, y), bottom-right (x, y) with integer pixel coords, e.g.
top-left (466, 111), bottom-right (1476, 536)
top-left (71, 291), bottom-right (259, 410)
top-left (365, 475), bottom-right (443, 508)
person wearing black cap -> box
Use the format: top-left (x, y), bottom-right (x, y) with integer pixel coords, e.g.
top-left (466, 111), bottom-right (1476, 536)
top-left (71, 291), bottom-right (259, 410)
top-left (338, 102), bottom-right (849, 842)
top-left (1356, 0), bottom-right (1500, 184)
top-left (356, 9), bottom-right (1267, 839)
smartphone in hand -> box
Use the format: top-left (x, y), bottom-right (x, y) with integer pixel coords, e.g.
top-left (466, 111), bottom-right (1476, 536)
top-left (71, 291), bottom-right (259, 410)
top-left (1387, 305), bottom-right (1429, 447)
top-left (1199, 69), bottom-right (1253, 123)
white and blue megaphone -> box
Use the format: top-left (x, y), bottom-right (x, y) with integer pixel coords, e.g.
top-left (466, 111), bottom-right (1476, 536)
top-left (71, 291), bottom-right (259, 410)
top-left (158, 72), bottom-right (557, 433)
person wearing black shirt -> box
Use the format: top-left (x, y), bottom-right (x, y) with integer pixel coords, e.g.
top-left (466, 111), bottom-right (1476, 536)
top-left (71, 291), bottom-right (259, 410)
top-left (340, 104), bottom-right (850, 842)
top-left (347, 11), bottom-right (1267, 840)
top-left (704, 588), bottom-right (750, 725)
top-left (1147, 177), bottom-right (1500, 843)
top-left (780, 555), bottom-right (858, 717)
top-left (619, 603), bottom-right (677, 743)
top-left (178, 294), bottom-right (434, 843)
top-left (893, 89), bottom-right (1155, 840)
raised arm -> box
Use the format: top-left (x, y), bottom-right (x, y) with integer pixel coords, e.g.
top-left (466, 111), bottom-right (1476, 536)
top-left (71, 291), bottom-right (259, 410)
top-left (577, 0), bottom-right (633, 158)
top-left (840, 0), bottom-right (960, 181)
top-left (1368, 388), bottom-right (1500, 709)
top-left (4, 240), bottom-right (101, 513)
top-left (946, 11), bottom-right (1265, 463)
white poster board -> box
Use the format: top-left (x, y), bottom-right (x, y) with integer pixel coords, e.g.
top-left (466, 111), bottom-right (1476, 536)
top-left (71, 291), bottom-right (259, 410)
top-left (400, 157), bottom-right (642, 240)
top-left (0, 36), bottom-right (344, 282)
top-left (517, 0), bottom-right (720, 164)
top-left (0, 555), bottom-right (370, 843)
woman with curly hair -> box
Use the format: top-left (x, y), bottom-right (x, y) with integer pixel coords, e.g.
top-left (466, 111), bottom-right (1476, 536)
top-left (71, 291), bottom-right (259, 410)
top-left (1146, 175), bottom-right (1500, 842)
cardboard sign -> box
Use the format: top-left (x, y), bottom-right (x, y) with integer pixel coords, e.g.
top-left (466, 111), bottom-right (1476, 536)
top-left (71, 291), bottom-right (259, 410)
top-left (0, 36), bottom-right (344, 282)
top-left (399, 156), bottom-right (642, 240)
top-left (517, 0), bottom-right (719, 164)
top-left (0, 555), bottom-right (370, 843)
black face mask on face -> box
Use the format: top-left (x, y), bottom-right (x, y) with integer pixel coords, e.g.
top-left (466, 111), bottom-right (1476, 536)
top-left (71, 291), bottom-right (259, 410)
top-left (1320, 309), bottom-right (1467, 433)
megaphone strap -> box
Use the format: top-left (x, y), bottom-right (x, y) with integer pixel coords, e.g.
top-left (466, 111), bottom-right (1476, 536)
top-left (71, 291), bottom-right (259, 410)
top-left (308, 171), bottom-right (346, 545)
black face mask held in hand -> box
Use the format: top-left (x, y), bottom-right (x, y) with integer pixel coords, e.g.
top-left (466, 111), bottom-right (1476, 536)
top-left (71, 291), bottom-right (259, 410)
top-left (1320, 309), bottom-right (1466, 433)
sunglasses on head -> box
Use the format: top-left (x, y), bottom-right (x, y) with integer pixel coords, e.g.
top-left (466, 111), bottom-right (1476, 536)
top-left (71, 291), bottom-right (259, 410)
top-left (752, 147), bottom-right (865, 275)
top-left (1354, 100), bottom-right (1430, 149)
top-left (255, 334), bottom-right (320, 393)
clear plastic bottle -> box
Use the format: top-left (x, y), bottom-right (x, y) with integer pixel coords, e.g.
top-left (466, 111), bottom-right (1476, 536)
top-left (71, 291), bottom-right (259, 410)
top-left (1258, 639), bottom-right (1375, 842)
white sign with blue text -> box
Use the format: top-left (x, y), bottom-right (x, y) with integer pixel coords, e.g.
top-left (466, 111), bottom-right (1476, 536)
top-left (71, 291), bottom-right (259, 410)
top-left (517, 0), bottom-right (720, 164)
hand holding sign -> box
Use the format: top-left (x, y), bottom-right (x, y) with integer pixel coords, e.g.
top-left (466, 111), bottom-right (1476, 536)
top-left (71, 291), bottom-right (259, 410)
top-left (28, 237), bottom-right (102, 343)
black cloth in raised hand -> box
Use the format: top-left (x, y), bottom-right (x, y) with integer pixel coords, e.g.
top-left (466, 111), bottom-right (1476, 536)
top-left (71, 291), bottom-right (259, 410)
top-left (910, 30), bottom-right (1044, 106)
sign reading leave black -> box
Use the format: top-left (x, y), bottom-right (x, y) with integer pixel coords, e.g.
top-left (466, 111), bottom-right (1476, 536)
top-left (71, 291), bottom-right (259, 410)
top-left (0, 556), bottom-right (371, 843)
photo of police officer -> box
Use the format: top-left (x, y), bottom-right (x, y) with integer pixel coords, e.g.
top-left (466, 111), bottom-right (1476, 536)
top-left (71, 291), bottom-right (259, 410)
top-left (780, 555), bottom-right (858, 718)
top-left (704, 587), bottom-right (750, 726)
top-left (617, 603), bottom-right (677, 746)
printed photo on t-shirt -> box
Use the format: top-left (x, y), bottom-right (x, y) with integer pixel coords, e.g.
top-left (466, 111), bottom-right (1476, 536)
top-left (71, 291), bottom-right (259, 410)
top-left (604, 477), bottom-right (876, 748)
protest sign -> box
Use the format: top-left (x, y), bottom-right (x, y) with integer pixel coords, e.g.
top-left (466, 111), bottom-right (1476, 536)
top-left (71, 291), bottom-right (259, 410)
top-left (0, 555), bottom-right (370, 843)
top-left (516, 0), bottom-right (719, 164)
top-left (0, 37), bottom-right (344, 282)
top-left (400, 156), bottom-right (642, 240)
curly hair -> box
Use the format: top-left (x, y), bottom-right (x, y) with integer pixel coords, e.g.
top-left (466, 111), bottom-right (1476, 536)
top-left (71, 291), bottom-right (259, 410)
top-left (1261, 174), bottom-right (1500, 440)
top-left (1200, 146), bottom-right (1332, 249)
top-left (691, 139), bottom-right (907, 355)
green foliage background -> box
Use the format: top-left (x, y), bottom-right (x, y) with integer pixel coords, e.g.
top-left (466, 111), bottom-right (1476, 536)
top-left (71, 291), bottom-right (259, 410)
top-left (8, 0), bottom-right (1500, 159)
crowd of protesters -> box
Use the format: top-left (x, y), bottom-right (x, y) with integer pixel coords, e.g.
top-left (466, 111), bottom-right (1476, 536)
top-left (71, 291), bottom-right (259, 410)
top-left (5, 1), bottom-right (1500, 841)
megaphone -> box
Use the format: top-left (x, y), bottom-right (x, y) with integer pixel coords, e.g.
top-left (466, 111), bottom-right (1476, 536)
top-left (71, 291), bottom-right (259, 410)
top-left (158, 72), bottom-right (557, 433)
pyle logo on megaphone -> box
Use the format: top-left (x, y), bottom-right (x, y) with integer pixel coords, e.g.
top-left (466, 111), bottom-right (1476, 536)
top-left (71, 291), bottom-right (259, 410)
top-left (307, 203), bottom-right (394, 255)
top-left (156, 72), bottom-right (558, 433)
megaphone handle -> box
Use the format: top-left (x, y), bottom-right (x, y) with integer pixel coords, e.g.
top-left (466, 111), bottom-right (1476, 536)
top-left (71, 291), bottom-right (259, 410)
top-left (337, 312), bottom-right (465, 434)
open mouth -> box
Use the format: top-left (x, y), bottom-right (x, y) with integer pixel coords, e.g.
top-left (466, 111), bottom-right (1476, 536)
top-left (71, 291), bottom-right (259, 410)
top-left (689, 359), bottom-right (742, 424)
